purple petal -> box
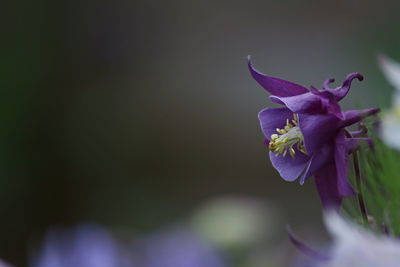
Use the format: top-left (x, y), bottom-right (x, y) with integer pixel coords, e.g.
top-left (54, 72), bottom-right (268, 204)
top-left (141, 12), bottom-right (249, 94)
top-left (269, 92), bottom-right (323, 114)
top-left (314, 162), bottom-right (342, 210)
top-left (309, 88), bottom-right (343, 119)
top-left (310, 73), bottom-right (362, 104)
top-left (340, 108), bottom-right (380, 128)
top-left (310, 86), bottom-right (332, 99)
top-left (331, 73), bottom-right (363, 101)
top-left (324, 98), bottom-right (344, 119)
top-left (299, 143), bottom-right (334, 185)
top-left (269, 95), bottom-right (285, 105)
top-left (248, 56), bottom-right (309, 97)
top-left (269, 150), bottom-right (310, 182)
top-left (286, 225), bottom-right (329, 261)
top-left (258, 107), bottom-right (293, 138)
top-left (310, 85), bottom-right (320, 94)
top-left (323, 78), bottom-right (335, 90)
top-left (334, 131), bottom-right (354, 196)
top-left (298, 113), bottom-right (341, 155)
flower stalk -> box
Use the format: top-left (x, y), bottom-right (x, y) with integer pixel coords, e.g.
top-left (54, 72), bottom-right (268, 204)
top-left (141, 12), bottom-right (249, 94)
top-left (352, 151), bottom-right (369, 224)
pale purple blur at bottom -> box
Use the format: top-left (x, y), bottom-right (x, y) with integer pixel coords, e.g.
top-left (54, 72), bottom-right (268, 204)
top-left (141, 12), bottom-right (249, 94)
top-left (30, 224), bottom-right (121, 267)
top-left (130, 227), bottom-right (227, 267)
top-left (30, 224), bottom-right (227, 267)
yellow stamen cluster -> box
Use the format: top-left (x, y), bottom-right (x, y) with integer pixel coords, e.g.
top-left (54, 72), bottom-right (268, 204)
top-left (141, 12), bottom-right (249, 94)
top-left (268, 113), bottom-right (306, 158)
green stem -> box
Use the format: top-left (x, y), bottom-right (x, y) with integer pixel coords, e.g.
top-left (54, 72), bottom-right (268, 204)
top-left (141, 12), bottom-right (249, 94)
top-left (352, 151), bottom-right (368, 224)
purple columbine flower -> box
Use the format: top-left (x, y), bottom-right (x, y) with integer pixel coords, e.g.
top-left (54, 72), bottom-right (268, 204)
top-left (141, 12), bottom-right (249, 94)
top-left (248, 57), bottom-right (379, 208)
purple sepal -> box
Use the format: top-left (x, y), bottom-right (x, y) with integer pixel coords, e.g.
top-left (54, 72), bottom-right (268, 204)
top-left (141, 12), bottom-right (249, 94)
top-left (269, 92), bottom-right (323, 114)
top-left (298, 113), bottom-right (340, 155)
top-left (248, 56), bottom-right (309, 97)
top-left (315, 162), bottom-right (342, 210)
top-left (340, 108), bottom-right (380, 128)
top-left (334, 131), bottom-right (354, 196)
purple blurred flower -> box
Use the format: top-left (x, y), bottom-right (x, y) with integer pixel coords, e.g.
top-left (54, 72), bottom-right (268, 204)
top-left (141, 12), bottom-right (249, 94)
top-left (249, 57), bottom-right (379, 208)
top-left (31, 224), bottom-right (121, 267)
top-left (132, 227), bottom-right (227, 267)
top-left (0, 259), bottom-right (13, 267)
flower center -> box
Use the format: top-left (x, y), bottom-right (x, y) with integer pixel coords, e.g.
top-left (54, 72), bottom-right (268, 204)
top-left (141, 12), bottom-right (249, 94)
top-left (268, 113), bottom-right (306, 158)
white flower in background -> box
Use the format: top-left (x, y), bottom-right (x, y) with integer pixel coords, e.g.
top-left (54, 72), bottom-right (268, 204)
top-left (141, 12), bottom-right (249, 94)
top-left (319, 212), bottom-right (400, 267)
top-left (378, 54), bottom-right (400, 149)
top-left (191, 196), bottom-right (278, 250)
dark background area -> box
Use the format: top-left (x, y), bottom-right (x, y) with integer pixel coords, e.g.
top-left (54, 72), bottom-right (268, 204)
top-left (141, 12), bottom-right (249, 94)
top-left (2, 0), bottom-right (400, 265)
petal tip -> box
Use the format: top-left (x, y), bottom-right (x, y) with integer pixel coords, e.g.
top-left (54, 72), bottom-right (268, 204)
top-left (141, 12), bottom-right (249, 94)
top-left (286, 225), bottom-right (329, 261)
top-left (247, 55), bottom-right (254, 69)
top-left (346, 72), bottom-right (364, 82)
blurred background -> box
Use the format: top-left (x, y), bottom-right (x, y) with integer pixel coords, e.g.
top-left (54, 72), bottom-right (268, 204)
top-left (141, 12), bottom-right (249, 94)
top-left (3, 0), bottom-right (400, 265)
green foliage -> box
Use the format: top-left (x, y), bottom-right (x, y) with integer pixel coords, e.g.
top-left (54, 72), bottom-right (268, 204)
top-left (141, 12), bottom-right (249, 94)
top-left (355, 138), bottom-right (400, 235)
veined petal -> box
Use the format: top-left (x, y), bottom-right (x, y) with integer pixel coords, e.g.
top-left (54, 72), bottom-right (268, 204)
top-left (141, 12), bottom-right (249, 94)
top-left (258, 107), bottom-right (294, 138)
top-left (340, 108), bottom-right (380, 128)
top-left (334, 131), bottom-right (354, 197)
top-left (269, 149), bottom-right (310, 182)
top-left (269, 92), bottom-right (323, 114)
top-left (378, 53), bottom-right (400, 91)
top-left (298, 113), bottom-right (341, 155)
top-left (314, 162), bottom-right (342, 210)
top-left (248, 56), bottom-right (309, 97)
